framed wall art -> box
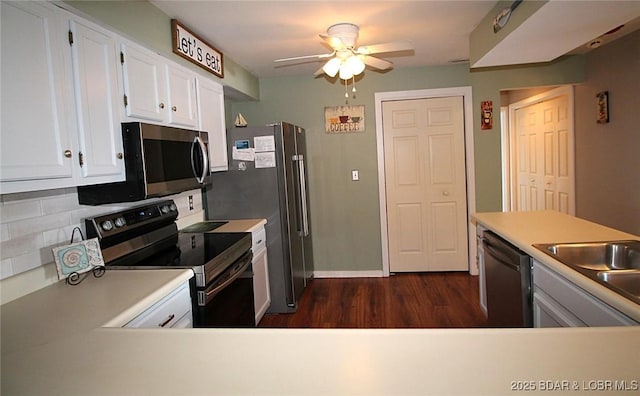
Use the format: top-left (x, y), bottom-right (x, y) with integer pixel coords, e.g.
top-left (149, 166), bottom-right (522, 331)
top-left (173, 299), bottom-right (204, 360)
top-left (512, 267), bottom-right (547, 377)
top-left (596, 91), bottom-right (609, 124)
top-left (325, 105), bottom-right (365, 133)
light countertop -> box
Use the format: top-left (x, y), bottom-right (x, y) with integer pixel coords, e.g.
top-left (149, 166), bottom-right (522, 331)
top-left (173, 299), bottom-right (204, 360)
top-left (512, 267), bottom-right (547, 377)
top-left (3, 214), bottom-right (640, 395)
top-left (472, 210), bottom-right (640, 321)
top-left (210, 218), bottom-right (266, 233)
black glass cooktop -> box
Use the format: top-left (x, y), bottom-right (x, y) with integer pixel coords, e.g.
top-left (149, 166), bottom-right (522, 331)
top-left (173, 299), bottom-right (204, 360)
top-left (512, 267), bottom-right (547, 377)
top-left (180, 221), bottom-right (228, 233)
top-left (106, 232), bottom-right (250, 270)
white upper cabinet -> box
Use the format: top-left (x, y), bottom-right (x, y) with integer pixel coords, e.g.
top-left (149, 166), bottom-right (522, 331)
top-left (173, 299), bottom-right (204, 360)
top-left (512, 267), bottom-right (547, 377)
top-left (121, 42), bottom-right (198, 128)
top-left (1, 1), bottom-right (76, 186)
top-left (69, 18), bottom-right (125, 180)
top-left (0, 2), bottom-right (126, 194)
top-left (166, 65), bottom-right (198, 128)
top-left (120, 42), bottom-right (167, 123)
top-left (196, 78), bottom-right (228, 172)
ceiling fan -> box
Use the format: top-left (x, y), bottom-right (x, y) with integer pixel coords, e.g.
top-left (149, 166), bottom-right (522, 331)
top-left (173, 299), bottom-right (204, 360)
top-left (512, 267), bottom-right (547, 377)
top-left (274, 23), bottom-right (413, 80)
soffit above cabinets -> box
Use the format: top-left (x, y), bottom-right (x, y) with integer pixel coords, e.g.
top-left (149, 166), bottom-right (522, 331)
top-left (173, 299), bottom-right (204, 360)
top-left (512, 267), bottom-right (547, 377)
top-left (471, 0), bottom-right (640, 68)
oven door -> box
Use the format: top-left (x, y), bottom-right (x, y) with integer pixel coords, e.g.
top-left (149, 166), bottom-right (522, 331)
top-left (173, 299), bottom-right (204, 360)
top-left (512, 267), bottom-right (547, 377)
top-left (193, 251), bottom-right (255, 328)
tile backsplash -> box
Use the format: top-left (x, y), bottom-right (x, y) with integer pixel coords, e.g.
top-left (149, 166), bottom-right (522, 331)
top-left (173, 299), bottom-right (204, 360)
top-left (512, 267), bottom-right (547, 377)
top-left (0, 188), bottom-right (204, 281)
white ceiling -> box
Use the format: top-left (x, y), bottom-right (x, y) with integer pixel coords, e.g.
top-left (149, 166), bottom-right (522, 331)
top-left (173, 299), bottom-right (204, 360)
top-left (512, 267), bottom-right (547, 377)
top-left (150, 1), bottom-right (640, 79)
top-left (150, 1), bottom-right (498, 78)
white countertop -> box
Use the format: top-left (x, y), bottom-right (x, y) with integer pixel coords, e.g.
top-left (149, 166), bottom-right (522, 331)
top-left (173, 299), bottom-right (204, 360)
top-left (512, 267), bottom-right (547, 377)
top-left (210, 218), bottom-right (266, 233)
top-left (2, 215), bottom-right (640, 395)
top-left (472, 210), bottom-right (640, 321)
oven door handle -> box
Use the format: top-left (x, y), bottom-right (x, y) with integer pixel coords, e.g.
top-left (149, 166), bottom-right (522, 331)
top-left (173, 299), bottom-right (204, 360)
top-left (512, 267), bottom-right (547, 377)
top-left (199, 252), bottom-right (253, 306)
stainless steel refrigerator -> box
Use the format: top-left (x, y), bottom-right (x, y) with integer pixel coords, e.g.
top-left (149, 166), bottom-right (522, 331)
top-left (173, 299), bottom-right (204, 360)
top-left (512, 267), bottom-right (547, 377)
top-left (205, 122), bottom-right (313, 313)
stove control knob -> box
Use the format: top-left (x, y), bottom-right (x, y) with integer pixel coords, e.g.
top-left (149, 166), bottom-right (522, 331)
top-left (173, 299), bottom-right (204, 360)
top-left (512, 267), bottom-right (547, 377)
top-left (160, 205), bottom-right (170, 214)
top-left (169, 203), bottom-right (177, 212)
top-left (101, 220), bottom-right (114, 231)
top-left (114, 217), bottom-right (126, 228)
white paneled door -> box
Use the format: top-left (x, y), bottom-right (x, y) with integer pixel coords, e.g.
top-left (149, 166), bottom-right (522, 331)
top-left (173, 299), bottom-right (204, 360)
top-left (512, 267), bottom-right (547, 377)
top-left (514, 94), bottom-right (573, 214)
top-left (382, 96), bottom-right (468, 272)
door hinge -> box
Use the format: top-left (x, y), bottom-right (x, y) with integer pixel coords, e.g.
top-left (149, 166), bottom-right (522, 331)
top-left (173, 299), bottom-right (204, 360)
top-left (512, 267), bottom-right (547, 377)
top-left (120, 51), bottom-right (124, 64)
top-left (78, 152), bottom-right (84, 167)
top-left (68, 30), bottom-right (74, 45)
top-left (123, 94), bottom-right (128, 107)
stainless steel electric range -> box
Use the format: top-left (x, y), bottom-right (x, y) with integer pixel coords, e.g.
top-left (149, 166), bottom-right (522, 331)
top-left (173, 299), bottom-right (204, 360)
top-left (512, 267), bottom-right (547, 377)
top-left (85, 200), bottom-right (255, 327)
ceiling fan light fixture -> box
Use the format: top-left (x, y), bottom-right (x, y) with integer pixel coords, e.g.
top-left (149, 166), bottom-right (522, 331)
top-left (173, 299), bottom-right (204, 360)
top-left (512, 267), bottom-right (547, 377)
top-left (322, 57), bottom-right (342, 77)
top-left (345, 55), bottom-right (366, 76)
top-left (339, 64), bottom-right (354, 80)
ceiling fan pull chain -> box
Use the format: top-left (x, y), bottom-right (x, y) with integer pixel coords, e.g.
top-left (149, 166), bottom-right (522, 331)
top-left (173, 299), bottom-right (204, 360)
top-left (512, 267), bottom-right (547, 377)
top-left (345, 79), bottom-right (349, 99)
top-left (352, 76), bottom-right (357, 94)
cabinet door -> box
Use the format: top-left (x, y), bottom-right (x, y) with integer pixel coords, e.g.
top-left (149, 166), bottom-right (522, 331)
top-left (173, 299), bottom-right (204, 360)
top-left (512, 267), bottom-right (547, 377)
top-left (69, 19), bottom-right (125, 181)
top-left (1, 1), bottom-right (75, 184)
top-left (196, 78), bottom-right (228, 171)
top-left (166, 64), bottom-right (198, 128)
top-left (121, 42), bottom-right (166, 122)
top-left (253, 247), bottom-right (271, 325)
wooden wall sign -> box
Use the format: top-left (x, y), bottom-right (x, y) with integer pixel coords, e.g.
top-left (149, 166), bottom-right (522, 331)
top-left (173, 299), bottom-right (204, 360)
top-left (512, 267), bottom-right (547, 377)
top-left (172, 19), bottom-right (224, 78)
top-left (325, 105), bottom-right (365, 133)
top-left (481, 100), bottom-right (493, 130)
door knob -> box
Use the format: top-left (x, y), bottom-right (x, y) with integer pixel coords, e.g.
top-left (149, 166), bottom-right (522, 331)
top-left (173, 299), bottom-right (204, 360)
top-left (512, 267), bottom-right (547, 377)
top-left (64, 150), bottom-right (72, 158)
top-left (116, 152), bottom-right (123, 159)
top-left (159, 102), bottom-right (165, 109)
top-left (172, 106), bottom-right (177, 112)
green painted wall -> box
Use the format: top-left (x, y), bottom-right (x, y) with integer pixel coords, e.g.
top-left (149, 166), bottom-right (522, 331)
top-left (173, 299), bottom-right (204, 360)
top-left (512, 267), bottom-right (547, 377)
top-left (231, 57), bottom-right (586, 272)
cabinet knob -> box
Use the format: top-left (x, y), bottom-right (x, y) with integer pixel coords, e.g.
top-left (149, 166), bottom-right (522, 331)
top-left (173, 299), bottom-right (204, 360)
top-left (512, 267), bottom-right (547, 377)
top-left (442, 191), bottom-right (450, 196)
top-left (159, 102), bottom-right (165, 109)
top-left (172, 106), bottom-right (177, 112)
top-left (64, 150), bottom-right (72, 158)
top-left (116, 152), bottom-right (123, 159)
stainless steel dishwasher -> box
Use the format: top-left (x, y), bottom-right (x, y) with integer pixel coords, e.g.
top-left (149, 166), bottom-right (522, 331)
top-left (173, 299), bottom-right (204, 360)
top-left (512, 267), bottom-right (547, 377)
top-left (482, 230), bottom-right (533, 327)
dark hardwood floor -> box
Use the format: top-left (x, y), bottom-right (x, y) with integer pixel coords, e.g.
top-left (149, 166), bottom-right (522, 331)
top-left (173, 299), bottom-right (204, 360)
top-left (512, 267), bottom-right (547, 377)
top-left (259, 272), bottom-right (488, 328)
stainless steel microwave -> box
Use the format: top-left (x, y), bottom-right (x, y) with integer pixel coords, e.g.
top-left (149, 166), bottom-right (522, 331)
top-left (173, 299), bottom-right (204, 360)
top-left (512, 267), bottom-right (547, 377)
top-left (78, 122), bottom-right (210, 205)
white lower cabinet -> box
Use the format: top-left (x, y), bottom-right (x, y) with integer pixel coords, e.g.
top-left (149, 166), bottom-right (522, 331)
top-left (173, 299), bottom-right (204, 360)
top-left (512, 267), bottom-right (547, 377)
top-left (251, 226), bottom-right (271, 325)
top-left (532, 260), bottom-right (637, 327)
top-left (125, 281), bottom-right (193, 329)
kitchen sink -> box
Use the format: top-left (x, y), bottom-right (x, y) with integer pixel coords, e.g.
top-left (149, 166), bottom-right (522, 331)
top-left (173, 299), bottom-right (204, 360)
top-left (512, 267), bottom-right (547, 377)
top-left (534, 240), bottom-right (640, 271)
top-left (533, 240), bottom-right (640, 305)
top-left (597, 271), bottom-right (640, 299)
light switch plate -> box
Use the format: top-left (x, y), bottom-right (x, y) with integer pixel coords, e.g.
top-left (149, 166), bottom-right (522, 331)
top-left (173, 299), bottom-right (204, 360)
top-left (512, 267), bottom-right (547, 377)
top-left (351, 170), bottom-right (359, 181)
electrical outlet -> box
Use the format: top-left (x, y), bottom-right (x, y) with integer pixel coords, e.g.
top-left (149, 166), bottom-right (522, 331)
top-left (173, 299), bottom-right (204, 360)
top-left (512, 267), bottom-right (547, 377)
top-left (189, 195), bottom-right (194, 210)
top-left (351, 170), bottom-right (359, 181)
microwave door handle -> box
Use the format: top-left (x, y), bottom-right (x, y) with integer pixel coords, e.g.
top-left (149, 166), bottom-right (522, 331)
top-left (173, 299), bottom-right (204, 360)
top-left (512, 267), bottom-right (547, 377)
top-left (296, 154), bottom-right (310, 237)
top-left (191, 136), bottom-right (209, 183)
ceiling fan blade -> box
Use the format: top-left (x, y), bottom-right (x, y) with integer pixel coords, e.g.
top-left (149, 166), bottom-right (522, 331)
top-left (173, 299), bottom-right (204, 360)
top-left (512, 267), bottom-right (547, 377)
top-left (274, 52), bottom-right (334, 63)
top-left (319, 34), bottom-right (346, 50)
top-left (362, 55), bottom-right (393, 71)
top-left (313, 66), bottom-right (326, 77)
top-left (356, 41), bottom-right (413, 55)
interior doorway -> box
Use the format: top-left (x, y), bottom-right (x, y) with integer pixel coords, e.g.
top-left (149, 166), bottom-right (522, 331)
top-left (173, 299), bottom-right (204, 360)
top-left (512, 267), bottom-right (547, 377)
top-left (382, 96), bottom-right (468, 272)
top-left (502, 85), bottom-right (576, 215)
top-left (375, 87), bottom-right (476, 277)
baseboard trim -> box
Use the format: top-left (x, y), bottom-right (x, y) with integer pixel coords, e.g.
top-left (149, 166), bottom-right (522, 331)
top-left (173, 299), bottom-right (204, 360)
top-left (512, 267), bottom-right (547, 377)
top-left (313, 270), bottom-right (385, 279)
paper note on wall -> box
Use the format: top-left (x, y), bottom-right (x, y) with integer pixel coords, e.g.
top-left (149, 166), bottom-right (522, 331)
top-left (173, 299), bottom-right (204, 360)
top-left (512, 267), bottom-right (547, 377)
top-left (255, 152), bottom-right (276, 168)
top-left (254, 135), bottom-right (275, 152)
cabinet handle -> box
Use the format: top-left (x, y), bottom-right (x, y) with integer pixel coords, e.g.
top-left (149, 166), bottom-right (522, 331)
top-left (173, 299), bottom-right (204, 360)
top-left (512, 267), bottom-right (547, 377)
top-left (116, 152), bottom-right (123, 159)
top-left (158, 314), bottom-right (176, 328)
top-left (159, 102), bottom-right (165, 109)
top-left (172, 106), bottom-right (177, 112)
top-left (64, 150), bottom-right (72, 158)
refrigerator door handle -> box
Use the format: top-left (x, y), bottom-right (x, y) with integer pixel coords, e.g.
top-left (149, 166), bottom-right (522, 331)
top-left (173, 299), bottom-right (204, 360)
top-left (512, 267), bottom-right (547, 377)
top-left (293, 154), bottom-right (310, 237)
